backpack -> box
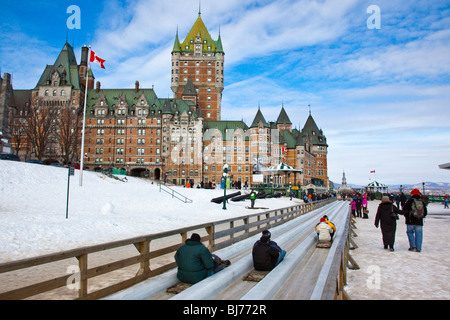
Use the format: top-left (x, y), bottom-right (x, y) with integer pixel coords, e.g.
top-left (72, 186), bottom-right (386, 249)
top-left (410, 199), bottom-right (425, 219)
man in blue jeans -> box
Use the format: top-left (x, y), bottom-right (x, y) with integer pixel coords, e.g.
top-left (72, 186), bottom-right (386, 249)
top-left (401, 189), bottom-right (427, 252)
top-left (252, 230), bottom-right (286, 271)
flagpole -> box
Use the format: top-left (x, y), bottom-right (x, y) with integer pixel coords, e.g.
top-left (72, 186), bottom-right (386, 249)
top-left (80, 45), bottom-right (91, 187)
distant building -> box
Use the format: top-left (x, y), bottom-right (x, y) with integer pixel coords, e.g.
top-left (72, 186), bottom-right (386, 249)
top-left (8, 42), bottom-right (94, 163)
top-left (171, 12), bottom-right (224, 122)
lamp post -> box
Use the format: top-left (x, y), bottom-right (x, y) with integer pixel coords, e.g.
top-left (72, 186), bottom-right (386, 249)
top-left (422, 182), bottom-right (425, 195)
top-left (222, 164), bottom-right (228, 210)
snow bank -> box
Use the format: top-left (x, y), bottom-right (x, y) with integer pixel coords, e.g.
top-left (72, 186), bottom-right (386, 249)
top-left (0, 161), bottom-right (295, 263)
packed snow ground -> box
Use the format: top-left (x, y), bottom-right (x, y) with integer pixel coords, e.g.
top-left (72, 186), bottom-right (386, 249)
top-left (346, 200), bottom-right (450, 300)
top-left (1, 160), bottom-right (449, 300)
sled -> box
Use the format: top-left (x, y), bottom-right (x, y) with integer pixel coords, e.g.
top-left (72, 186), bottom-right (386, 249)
top-left (166, 282), bottom-right (192, 294)
top-left (243, 269), bottom-right (270, 282)
top-left (210, 191), bottom-right (241, 204)
top-left (316, 240), bottom-right (332, 248)
top-left (245, 206), bottom-right (269, 210)
top-left (230, 194), bottom-right (250, 202)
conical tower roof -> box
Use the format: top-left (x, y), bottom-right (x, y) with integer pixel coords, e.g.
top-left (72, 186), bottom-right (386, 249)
top-left (276, 106), bottom-right (292, 125)
top-left (250, 107), bottom-right (269, 128)
top-left (181, 13), bottom-right (217, 52)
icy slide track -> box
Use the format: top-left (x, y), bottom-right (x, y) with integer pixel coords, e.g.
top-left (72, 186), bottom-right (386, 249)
top-left (104, 201), bottom-right (350, 300)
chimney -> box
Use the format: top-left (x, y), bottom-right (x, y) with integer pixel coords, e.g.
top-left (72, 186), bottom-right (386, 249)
top-left (96, 81), bottom-right (101, 93)
top-left (135, 81), bottom-right (140, 93)
top-left (81, 46), bottom-right (89, 66)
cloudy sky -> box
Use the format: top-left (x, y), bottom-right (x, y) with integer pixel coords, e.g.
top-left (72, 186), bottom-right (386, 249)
top-left (1, 0), bottom-right (450, 185)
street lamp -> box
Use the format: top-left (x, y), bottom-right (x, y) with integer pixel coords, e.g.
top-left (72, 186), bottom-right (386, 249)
top-left (222, 164), bottom-right (228, 210)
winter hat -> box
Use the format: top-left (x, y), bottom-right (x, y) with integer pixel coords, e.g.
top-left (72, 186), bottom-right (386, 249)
top-left (411, 189), bottom-right (421, 196)
top-left (320, 217), bottom-right (326, 222)
top-left (381, 196), bottom-right (391, 203)
top-left (190, 233), bottom-right (201, 242)
top-left (262, 230), bottom-right (271, 238)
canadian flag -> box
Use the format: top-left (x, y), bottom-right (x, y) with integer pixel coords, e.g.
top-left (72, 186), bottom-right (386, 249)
top-left (90, 50), bottom-right (106, 69)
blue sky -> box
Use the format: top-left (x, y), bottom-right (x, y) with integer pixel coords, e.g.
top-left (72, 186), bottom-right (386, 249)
top-left (1, 0), bottom-right (450, 186)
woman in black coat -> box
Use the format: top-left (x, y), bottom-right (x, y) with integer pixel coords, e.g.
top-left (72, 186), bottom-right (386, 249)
top-left (374, 196), bottom-right (401, 251)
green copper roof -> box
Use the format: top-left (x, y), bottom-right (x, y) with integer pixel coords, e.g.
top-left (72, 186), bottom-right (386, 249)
top-left (182, 78), bottom-right (197, 96)
top-left (203, 120), bottom-right (249, 141)
top-left (302, 114), bottom-right (327, 146)
top-left (250, 108), bottom-right (269, 128)
top-left (179, 14), bottom-right (219, 53)
top-left (276, 106), bottom-right (292, 125)
top-left (86, 88), bottom-right (200, 119)
top-left (172, 30), bottom-right (182, 53)
top-left (35, 42), bottom-right (81, 89)
top-left (279, 130), bottom-right (297, 149)
top-left (215, 32), bottom-right (224, 53)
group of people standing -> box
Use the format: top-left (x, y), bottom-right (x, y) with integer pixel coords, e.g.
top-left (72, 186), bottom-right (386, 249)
top-left (374, 188), bottom-right (427, 252)
top-left (350, 193), bottom-right (369, 219)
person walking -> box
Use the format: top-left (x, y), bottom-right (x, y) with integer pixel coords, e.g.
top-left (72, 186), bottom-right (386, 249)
top-left (374, 196), bottom-right (401, 251)
top-left (362, 194), bottom-right (369, 219)
top-left (350, 199), bottom-right (356, 217)
top-left (354, 193), bottom-right (363, 217)
top-left (444, 195), bottom-right (449, 209)
top-left (401, 189), bottom-right (427, 252)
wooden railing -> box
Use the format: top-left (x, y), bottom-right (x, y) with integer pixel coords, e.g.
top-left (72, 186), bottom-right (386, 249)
top-left (0, 199), bottom-right (335, 300)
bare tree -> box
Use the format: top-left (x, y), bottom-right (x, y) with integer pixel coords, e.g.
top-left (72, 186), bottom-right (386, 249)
top-left (57, 107), bottom-right (82, 164)
top-left (25, 106), bottom-right (59, 160)
top-left (9, 106), bottom-right (30, 158)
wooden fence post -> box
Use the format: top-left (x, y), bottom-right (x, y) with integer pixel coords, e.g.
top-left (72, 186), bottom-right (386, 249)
top-left (135, 240), bottom-right (150, 277)
top-left (76, 254), bottom-right (88, 298)
top-left (205, 226), bottom-right (214, 251)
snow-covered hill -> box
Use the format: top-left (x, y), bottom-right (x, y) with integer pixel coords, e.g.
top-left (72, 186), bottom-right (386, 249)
top-left (0, 160), bottom-right (294, 263)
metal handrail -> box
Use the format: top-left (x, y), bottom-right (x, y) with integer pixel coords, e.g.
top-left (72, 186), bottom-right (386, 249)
top-left (157, 183), bottom-right (193, 203)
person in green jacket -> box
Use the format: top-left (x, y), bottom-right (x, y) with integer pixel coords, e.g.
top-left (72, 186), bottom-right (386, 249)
top-left (250, 190), bottom-right (256, 208)
top-left (174, 233), bottom-right (215, 284)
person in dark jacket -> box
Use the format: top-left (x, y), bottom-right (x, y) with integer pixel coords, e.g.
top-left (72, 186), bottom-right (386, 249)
top-left (401, 189), bottom-right (427, 252)
top-left (375, 196), bottom-right (401, 251)
top-left (400, 192), bottom-right (407, 209)
top-left (252, 230), bottom-right (286, 271)
top-left (174, 233), bottom-right (214, 284)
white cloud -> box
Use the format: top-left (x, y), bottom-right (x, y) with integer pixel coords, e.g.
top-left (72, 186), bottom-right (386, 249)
top-left (0, 28), bottom-right (60, 89)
